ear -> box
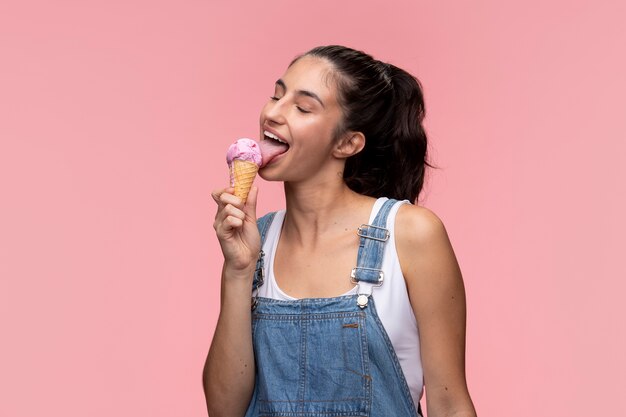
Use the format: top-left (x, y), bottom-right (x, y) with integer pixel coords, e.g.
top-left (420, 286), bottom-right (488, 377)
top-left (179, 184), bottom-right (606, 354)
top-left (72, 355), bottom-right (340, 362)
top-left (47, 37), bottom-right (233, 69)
top-left (332, 131), bottom-right (365, 159)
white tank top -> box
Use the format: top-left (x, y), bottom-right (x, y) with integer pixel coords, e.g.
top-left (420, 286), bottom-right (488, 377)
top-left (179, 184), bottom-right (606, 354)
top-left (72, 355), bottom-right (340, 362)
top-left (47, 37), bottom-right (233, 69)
top-left (256, 197), bottom-right (424, 407)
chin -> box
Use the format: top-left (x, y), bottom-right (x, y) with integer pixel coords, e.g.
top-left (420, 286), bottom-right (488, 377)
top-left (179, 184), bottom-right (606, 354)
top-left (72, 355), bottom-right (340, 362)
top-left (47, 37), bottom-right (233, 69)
top-left (258, 168), bottom-right (283, 182)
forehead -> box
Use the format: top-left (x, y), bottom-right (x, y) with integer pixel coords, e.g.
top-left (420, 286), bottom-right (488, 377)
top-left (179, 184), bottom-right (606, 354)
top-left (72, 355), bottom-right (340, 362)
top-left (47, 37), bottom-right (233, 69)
top-left (281, 56), bottom-right (338, 98)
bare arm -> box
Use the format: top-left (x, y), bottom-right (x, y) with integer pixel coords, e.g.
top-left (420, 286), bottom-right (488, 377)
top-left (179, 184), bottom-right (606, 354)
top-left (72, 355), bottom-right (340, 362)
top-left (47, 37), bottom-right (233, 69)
top-left (203, 186), bottom-right (260, 417)
top-left (396, 204), bottom-right (477, 417)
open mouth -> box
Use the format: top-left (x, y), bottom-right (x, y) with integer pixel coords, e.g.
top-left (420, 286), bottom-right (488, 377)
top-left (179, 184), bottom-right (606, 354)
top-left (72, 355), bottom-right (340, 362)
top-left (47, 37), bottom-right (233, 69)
top-left (259, 130), bottom-right (289, 167)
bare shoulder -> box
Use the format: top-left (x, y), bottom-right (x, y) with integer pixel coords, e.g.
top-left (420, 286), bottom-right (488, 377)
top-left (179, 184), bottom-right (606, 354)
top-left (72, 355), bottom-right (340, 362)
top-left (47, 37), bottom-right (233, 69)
top-left (394, 203), bottom-right (462, 285)
top-left (395, 203), bottom-right (448, 248)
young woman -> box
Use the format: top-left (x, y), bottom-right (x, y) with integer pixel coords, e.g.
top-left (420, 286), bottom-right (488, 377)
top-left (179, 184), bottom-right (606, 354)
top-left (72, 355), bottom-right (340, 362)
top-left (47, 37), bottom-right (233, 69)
top-left (204, 45), bottom-right (477, 417)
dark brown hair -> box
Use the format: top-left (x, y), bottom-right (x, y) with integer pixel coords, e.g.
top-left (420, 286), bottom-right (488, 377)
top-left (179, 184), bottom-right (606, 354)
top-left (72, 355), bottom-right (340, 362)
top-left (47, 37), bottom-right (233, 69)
top-left (292, 45), bottom-right (437, 203)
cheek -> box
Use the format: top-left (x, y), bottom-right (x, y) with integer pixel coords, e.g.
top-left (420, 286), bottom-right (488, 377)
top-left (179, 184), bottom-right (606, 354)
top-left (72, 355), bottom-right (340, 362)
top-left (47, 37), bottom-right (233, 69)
top-left (299, 117), bottom-right (339, 141)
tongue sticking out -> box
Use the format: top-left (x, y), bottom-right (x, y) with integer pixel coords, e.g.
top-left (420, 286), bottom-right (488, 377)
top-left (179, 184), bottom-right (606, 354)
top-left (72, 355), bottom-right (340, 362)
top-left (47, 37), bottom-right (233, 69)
top-left (259, 138), bottom-right (289, 168)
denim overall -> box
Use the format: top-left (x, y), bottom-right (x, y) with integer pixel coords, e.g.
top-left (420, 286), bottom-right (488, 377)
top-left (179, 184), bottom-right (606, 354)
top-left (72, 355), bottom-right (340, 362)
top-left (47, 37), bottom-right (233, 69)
top-left (245, 199), bottom-right (423, 417)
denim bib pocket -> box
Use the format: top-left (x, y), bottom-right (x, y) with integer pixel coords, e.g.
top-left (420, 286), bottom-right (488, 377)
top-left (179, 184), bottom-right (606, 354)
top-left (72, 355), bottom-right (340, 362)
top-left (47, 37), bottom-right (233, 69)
top-left (252, 305), bottom-right (371, 416)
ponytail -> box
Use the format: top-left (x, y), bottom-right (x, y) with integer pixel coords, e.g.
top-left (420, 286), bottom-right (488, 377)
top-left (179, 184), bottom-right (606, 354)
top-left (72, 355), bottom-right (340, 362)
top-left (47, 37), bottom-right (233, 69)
top-left (295, 45), bottom-right (437, 203)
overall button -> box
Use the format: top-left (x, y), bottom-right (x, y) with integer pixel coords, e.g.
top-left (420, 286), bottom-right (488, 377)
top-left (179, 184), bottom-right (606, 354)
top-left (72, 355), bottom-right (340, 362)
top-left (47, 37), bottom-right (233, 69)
top-left (357, 294), bottom-right (369, 308)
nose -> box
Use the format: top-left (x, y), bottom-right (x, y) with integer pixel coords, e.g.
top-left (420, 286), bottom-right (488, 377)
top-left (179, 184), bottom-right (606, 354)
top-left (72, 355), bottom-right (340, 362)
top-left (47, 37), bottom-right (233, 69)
top-left (262, 98), bottom-right (287, 126)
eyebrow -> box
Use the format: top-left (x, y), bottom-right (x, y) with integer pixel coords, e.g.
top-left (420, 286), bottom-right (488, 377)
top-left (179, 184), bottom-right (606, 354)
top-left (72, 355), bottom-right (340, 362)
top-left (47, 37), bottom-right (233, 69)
top-left (275, 79), bottom-right (326, 108)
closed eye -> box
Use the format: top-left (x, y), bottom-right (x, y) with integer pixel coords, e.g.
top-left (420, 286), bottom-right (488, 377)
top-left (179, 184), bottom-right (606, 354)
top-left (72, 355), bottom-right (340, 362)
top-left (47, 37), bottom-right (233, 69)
top-left (270, 95), bottom-right (310, 113)
top-left (296, 106), bottom-right (311, 114)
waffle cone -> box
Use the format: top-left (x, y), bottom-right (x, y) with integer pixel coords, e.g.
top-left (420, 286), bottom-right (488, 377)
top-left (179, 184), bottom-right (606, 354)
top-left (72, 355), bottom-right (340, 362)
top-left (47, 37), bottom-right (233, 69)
top-left (230, 160), bottom-right (259, 202)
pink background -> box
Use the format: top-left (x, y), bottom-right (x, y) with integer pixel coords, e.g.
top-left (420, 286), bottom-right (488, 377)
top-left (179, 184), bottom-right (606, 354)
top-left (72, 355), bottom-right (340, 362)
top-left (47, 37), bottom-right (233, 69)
top-left (1, 1), bottom-right (625, 416)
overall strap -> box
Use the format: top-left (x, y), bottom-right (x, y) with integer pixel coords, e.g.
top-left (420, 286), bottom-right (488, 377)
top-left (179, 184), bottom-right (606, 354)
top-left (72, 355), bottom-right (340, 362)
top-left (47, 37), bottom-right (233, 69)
top-left (251, 212), bottom-right (277, 309)
top-left (257, 212), bottom-right (277, 248)
top-left (351, 198), bottom-right (398, 308)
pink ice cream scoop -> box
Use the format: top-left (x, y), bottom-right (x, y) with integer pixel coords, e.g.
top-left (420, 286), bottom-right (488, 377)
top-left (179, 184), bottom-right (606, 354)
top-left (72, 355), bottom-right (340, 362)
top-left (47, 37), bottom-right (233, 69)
top-left (226, 138), bottom-right (262, 202)
top-left (226, 138), bottom-right (262, 167)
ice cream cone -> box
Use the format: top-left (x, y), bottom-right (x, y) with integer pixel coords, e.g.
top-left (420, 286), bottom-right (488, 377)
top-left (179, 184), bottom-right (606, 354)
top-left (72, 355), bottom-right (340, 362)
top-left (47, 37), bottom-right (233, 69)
top-left (230, 159), bottom-right (259, 202)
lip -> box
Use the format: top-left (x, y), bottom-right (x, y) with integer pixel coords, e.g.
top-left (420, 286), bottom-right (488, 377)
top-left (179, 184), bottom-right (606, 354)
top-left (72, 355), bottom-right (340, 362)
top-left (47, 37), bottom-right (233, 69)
top-left (259, 125), bottom-right (290, 168)
top-left (261, 125), bottom-right (289, 145)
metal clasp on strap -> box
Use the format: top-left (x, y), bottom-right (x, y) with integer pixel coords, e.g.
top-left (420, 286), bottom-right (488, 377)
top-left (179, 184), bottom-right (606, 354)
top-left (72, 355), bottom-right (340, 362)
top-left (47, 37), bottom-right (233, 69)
top-left (251, 250), bottom-right (265, 311)
top-left (357, 224), bottom-right (390, 242)
top-left (254, 250), bottom-right (265, 287)
top-left (350, 267), bottom-right (384, 285)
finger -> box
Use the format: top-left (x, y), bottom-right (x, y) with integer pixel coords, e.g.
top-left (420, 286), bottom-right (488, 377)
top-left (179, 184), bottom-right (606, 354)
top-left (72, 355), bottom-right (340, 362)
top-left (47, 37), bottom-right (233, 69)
top-left (214, 210), bottom-right (244, 236)
top-left (243, 186), bottom-right (259, 220)
top-left (214, 201), bottom-right (245, 227)
top-left (212, 188), bottom-right (237, 222)
top-left (212, 187), bottom-right (235, 201)
top-left (224, 215), bottom-right (244, 229)
top-left (222, 203), bottom-right (245, 221)
top-left (211, 187), bottom-right (227, 206)
top-left (219, 190), bottom-right (244, 209)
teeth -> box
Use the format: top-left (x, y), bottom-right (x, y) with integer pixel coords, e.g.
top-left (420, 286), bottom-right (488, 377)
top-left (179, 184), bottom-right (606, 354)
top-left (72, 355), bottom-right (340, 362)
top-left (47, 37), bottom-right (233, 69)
top-left (264, 130), bottom-right (286, 144)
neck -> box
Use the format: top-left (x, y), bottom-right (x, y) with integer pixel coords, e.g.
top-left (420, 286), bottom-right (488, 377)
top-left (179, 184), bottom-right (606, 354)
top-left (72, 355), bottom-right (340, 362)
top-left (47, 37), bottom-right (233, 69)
top-left (281, 177), bottom-right (373, 245)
